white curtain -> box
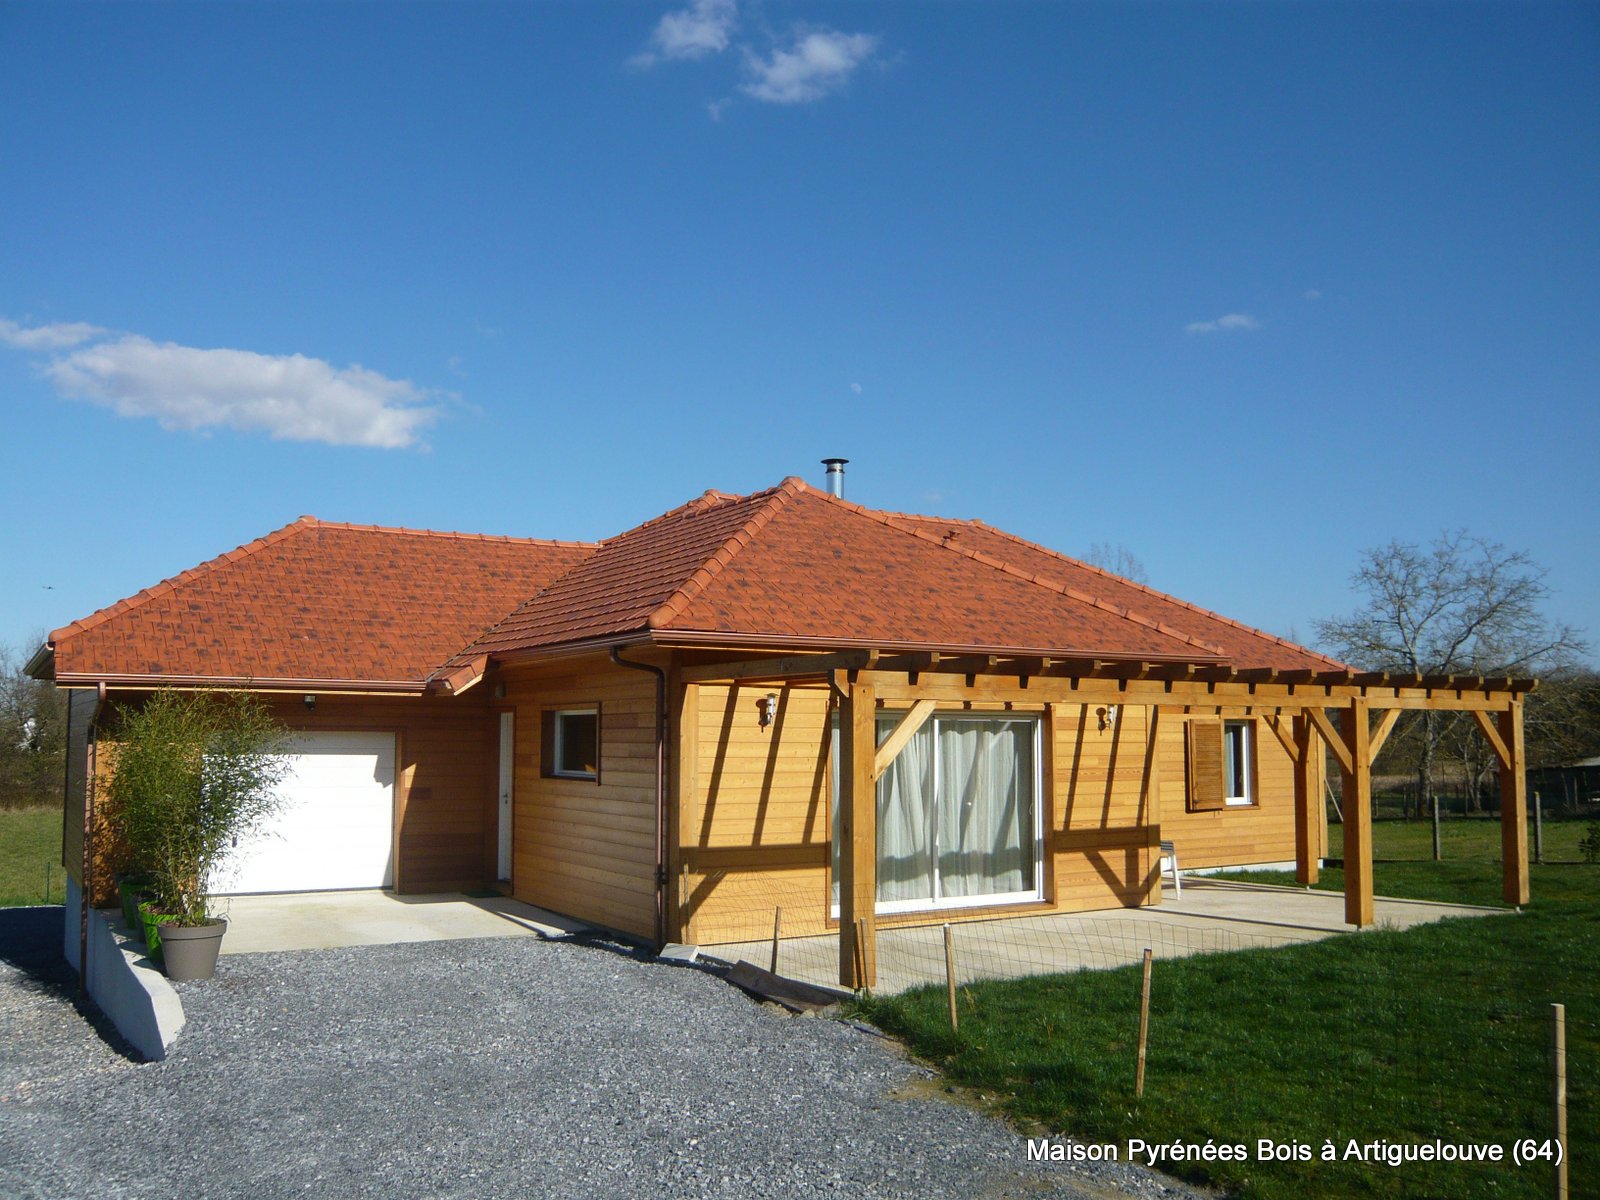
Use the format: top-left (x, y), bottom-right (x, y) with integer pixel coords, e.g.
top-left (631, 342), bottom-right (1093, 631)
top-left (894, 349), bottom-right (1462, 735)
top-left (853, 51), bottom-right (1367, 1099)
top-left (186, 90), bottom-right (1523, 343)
top-left (937, 719), bottom-right (1033, 898)
top-left (875, 718), bottom-right (935, 904)
top-left (833, 714), bottom-right (1034, 908)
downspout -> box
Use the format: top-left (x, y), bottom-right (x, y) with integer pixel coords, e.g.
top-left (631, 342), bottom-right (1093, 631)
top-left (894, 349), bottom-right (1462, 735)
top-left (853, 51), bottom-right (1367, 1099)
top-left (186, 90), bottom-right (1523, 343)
top-left (80, 681), bottom-right (106, 994)
top-left (610, 646), bottom-right (667, 950)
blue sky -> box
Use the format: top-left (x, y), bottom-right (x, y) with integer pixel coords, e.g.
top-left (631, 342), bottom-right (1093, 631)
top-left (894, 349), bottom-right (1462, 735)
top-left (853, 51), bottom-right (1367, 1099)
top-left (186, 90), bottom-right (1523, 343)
top-left (3, 1), bottom-right (1596, 663)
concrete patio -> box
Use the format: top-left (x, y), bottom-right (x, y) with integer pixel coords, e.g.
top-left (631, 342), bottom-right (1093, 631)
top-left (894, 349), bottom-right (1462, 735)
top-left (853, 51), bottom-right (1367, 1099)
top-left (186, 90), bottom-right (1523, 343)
top-left (701, 878), bottom-right (1511, 995)
top-left (212, 890), bottom-right (588, 954)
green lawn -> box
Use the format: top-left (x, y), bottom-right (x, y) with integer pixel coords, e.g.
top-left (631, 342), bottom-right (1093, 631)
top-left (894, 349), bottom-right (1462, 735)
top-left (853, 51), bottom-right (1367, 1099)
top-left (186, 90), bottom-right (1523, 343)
top-left (0, 807), bottom-right (67, 907)
top-left (859, 821), bottom-right (1595, 1200)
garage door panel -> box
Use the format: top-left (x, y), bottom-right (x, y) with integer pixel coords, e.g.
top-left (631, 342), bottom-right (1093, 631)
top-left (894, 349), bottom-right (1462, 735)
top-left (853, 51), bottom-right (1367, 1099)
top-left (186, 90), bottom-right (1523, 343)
top-left (216, 732), bottom-right (395, 894)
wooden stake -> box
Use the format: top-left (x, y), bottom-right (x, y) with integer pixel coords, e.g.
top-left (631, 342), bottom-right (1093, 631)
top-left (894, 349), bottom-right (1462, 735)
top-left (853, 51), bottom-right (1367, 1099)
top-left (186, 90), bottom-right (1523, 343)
top-left (769, 906), bottom-right (782, 975)
top-left (1534, 792), bottom-right (1544, 865)
top-left (943, 924), bottom-right (958, 1033)
top-left (1135, 948), bottom-right (1153, 1098)
top-left (854, 918), bottom-right (869, 994)
top-left (1553, 1003), bottom-right (1568, 1200)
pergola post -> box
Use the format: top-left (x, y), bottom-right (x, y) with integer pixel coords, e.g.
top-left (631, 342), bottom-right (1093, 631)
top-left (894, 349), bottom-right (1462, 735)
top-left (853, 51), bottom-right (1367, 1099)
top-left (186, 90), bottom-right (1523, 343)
top-left (1499, 701), bottom-right (1530, 906)
top-left (837, 679), bottom-right (877, 989)
top-left (1292, 715), bottom-right (1319, 886)
top-left (1340, 698), bottom-right (1374, 927)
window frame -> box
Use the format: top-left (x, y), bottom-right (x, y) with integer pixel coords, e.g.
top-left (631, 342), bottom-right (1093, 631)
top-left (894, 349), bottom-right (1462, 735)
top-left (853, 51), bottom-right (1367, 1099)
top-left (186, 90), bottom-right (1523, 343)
top-left (1222, 718), bottom-right (1255, 807)
top-left (543, 706), bottom-right (601, 782)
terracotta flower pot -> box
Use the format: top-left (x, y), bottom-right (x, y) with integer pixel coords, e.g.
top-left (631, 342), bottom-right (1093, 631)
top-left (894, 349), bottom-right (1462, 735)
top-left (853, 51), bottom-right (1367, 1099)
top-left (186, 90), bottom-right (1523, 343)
top-left (158, 919), bottom-right (228, 981)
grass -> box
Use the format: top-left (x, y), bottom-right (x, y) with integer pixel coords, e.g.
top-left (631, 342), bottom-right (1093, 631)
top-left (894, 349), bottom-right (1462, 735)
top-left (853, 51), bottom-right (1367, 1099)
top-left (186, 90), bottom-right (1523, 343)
top-left (0, 806), bottom-right (67, 907)
top-left (858, 820), bottom-right (1596, 1200)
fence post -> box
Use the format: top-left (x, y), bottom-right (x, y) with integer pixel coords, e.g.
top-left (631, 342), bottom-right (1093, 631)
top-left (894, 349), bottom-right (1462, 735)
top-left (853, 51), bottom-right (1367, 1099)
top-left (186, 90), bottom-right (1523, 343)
top-left (943, 924), bottom-right (958, 1033)
top-left (45, 862), bottom-right (53, 905)
top-left (1533, 792), bottom-right (1544, 865)
top-left (1135, 947), bottom-right (1153, 1098)
top-left (769, 906), bottom-right (782, 975)
top-left (1552, 1003), bottom-right (1568, 1200)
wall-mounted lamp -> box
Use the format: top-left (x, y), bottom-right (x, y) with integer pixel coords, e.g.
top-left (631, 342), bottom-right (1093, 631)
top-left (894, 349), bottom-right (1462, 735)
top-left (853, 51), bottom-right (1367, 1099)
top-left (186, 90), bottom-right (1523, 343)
top-left (758, 692), bottom-right (779, 729)
top-left (1096, 704), bottom-right (1118, 732)
top-left (303, 694), bottom-right (317, 712)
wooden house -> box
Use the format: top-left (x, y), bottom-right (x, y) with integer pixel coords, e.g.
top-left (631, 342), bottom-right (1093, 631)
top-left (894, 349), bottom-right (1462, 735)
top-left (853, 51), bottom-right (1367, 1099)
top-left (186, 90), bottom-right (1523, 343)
top-left (31, 472), bottom-right (1535, 987)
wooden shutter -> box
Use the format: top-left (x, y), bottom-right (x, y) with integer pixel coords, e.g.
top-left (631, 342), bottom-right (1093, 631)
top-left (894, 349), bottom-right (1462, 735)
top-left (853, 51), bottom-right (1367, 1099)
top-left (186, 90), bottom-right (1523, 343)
top-left (1186, 718), bottom-right (1226, 812)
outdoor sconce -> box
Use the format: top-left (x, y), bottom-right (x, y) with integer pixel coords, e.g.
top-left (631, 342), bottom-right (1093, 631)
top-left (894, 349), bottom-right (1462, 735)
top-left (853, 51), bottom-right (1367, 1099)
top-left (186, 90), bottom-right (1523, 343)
top-left (303, 694), bottom-right (316, 712)
top-left (1097, 704), bottom-right (1118, 732)
top-left (758, 692), bottom-right (778, 729)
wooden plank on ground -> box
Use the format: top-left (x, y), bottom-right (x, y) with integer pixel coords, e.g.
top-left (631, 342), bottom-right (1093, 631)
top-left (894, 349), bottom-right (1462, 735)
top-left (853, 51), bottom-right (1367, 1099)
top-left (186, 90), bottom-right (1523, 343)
top-left (725, 960), bottom-right (846, 1012)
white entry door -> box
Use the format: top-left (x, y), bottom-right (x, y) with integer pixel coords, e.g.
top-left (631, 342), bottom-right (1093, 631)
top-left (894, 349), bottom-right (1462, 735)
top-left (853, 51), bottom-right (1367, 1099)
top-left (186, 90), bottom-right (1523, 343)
top-left (216, 731), bottom-right (396, 894)
top-left (497, 712), bottom-right (514, 881)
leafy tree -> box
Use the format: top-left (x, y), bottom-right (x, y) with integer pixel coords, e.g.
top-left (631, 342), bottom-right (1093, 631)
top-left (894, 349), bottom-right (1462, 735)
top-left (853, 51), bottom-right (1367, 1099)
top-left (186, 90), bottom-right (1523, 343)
top-left (1315, 532), bottom-right (1588, 828)
top-left (0, 638), bottom-right (66, 810)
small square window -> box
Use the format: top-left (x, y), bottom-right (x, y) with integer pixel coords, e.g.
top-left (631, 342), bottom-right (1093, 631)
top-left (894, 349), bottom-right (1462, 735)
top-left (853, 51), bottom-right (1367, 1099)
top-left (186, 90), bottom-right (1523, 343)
top-left (546, 708), bottom-right (599, 780)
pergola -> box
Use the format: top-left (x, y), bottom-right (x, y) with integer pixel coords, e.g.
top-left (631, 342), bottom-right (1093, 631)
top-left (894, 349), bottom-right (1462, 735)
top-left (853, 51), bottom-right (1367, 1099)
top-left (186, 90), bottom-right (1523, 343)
top-left (679, 650), bottom-right (1537, 990)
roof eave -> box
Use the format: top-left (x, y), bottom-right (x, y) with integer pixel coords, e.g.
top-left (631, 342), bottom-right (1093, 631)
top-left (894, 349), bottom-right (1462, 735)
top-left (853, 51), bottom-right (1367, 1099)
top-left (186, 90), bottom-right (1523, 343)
top-left (24, 643), bottom-right (54, 681)
top-left (49, 671), bottom-right (429, 694)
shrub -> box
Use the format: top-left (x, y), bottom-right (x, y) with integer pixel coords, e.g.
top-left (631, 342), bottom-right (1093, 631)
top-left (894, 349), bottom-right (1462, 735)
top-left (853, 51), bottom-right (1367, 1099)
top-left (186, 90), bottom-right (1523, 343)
top-left (1580, 822), bottom-right (1600, 865)
top-left (101, 689), bottom-right (290, 925)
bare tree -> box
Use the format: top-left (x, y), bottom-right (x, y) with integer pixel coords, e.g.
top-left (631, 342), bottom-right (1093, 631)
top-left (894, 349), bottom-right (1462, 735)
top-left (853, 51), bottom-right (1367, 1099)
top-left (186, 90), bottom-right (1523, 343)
top-left (1315, 533), bottom-right (1588, 848)
top-left (1083, 542), bottom-right (1149, 585)
top-left (0, 638), bottom-right (66, 810)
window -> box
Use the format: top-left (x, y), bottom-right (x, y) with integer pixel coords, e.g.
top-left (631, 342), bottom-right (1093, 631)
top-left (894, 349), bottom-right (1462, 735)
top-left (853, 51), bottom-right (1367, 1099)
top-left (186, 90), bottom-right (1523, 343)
top-left (1186, 717), bottom-right (1253, 811)
top-left (543, 708), bottom-right (599, 780)
top-left (831, 711), bottom-right (1044, 914)
top-left (1223, 719), bottom-right (1254, 806)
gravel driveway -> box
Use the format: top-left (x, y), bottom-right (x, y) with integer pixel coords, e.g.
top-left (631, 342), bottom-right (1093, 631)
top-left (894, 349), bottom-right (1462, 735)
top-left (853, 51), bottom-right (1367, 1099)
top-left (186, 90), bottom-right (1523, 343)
top-left (1, 910), bottom-right (1205, 1200)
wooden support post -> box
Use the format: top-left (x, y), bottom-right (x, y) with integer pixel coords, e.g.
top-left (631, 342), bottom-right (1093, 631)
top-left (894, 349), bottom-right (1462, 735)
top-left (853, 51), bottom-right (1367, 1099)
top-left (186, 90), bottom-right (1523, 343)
top-left (1552, 1002), bottom-right (1568, 1200)
top-left (769, 906), bottom-right (782, 975)
top-left (1135, 947), bottom-right (1153, 1098)
top-left (838, 680), bottom-right (877, 990)
top-left (1499, 702), bottom-right (1530, 906)
top-left (1341, 698), bottom-right (1374, 927)
top-left (943, 924), bottom-right (958, 1033)
top-left (1293, 715), bottom-right (1319, 886)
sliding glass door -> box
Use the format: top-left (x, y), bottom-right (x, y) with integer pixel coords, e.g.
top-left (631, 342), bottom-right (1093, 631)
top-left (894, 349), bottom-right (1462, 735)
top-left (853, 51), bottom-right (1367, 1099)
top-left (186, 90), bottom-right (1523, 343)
top-left (833, 712), bottom-right (1043, 914)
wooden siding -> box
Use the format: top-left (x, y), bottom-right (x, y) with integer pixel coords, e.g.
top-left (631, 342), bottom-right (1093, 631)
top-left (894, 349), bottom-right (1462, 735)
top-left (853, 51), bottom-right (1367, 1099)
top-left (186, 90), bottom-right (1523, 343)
top-left (500, 655), bottom-right (660, 940)
top-left (1158, 714), bottom-right (1305, 870)
top-left (678, 688), bottom-right (1303, 943)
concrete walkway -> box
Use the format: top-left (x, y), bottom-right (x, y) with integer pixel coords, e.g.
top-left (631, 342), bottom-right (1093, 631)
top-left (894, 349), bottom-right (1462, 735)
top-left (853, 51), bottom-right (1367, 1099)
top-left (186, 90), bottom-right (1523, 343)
top-left (704, 879), bottom-right (1511, 994)
top-left (213, 890), bottom-right (588, 954)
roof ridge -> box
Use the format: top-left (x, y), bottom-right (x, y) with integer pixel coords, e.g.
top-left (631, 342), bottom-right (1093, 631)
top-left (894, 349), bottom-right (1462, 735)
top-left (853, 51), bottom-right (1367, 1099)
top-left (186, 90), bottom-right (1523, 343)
top-left (49, 516), bottom-right (322, 645)
top-left (958, 519), bottom-right (1347, 669)
top-left (647, 477), bottom-right (810, 630)
top-left (313, 520), bottom-right (599, 549)
top-left (797, 488), bottom-right (1227, 660)
top-left (614, 484), bottom-right (775, 539)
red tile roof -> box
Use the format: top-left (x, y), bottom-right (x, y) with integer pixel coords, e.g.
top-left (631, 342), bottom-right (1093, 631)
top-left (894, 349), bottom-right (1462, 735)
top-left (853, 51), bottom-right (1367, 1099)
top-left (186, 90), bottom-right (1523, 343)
top-left (884, 515), bottom-right (1346, 672)
top-left (49, 518), bottom-right (596, 688)
top-left (46, 479), bottom-right (1339, 688)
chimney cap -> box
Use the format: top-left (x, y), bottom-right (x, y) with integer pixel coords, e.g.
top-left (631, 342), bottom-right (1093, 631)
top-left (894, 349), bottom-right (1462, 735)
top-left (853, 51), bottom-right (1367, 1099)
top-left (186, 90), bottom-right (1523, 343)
top-left (821, 458), bottom-right (848, 498)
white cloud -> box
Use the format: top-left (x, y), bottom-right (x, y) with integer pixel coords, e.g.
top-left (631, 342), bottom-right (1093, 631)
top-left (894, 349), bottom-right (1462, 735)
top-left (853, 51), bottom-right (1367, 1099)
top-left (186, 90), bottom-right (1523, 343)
top-left (1304, 288), bottom-right (1322, 301)
top-left (0, 318), bottom-right (107, 349)
top-left (1184, 313), bottom-right (1260, 335)
top-left (634, 0), bottom-right (737, 66)
top-left (740, 29), bottom-right (878, 104)
top-left (35, 334), bottom-right (441, 449)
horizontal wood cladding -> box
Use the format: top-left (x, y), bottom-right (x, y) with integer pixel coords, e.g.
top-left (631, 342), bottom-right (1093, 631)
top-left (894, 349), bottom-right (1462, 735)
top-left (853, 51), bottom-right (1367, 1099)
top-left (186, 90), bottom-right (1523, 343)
top-left (1159, 712), bottom-right (1302, 869)
top-left (501, 655), bottom-right (660, 940)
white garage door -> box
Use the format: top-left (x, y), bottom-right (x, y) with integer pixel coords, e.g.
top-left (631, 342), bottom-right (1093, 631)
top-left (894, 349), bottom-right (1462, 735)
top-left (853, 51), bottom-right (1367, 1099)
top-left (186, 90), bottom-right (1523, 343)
top-left (216, 731), bottom-right (396, 894)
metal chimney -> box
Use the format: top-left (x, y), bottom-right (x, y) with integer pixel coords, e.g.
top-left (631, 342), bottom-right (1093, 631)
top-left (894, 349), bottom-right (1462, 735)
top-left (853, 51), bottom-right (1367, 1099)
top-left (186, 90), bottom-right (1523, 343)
top-left (821, 458), bottom-right (848, 497)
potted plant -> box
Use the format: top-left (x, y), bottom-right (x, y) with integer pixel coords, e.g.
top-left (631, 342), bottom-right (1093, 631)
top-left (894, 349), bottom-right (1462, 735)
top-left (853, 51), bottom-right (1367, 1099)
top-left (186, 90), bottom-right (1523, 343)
top-left (100, 689), bottom-right (289, 980)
